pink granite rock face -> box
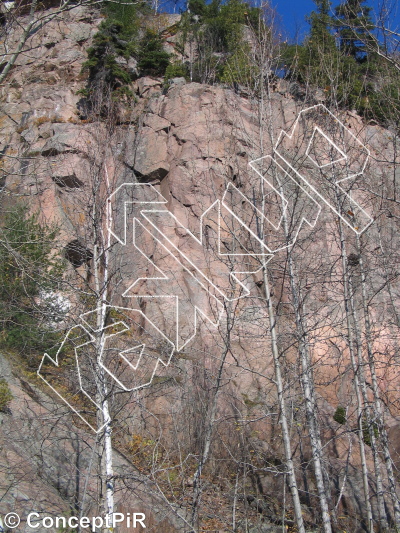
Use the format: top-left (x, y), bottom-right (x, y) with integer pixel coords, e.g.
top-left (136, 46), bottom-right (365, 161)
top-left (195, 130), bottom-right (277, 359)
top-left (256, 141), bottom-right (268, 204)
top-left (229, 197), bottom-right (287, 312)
top-left (1, 4), bottom-right (400, 531)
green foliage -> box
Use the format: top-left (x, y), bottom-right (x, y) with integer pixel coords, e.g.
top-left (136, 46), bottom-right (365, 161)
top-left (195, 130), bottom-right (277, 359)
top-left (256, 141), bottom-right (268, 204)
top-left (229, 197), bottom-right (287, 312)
top-left (188, 0), bottom-right (220, 18)
top-left (203, 0), bottom-right (259, 53)
top-left (180, 0), bottom-right (261, 85)
top-left (334, 0), bottom-right (374, 61)
top-left (220, 43), bottom-right (255, 86)
top-left (102, 0), bottom-right (146, 39)
top-left (362, 417), bottom-right (379, 446)
top-left (0, 204), bottom-right (65, 357)
top-left (366, 74), bottom-right (400, 126)
top-left (282, 0), bottom-right (399, 128)
top-left (80, 0), bottom-right (144, 108)
top-left (138, 30), bottom-right (170, 76)
top-left (112, 85), bottom-right (135, 100)
top-left (307, 0), bottom-right (337, 69)
top-left (308, 0), bottom-right (334, 41)
top-left (82, 20), bottom-right (134, 92)
top-left (333, 406), bottom-right (346, 425)
top-left (284, 0), bottom-right (340, 88)
top-left (0, 379), bottom-right (12, 412)
top-left (164, 62), bottom-right (189, 82)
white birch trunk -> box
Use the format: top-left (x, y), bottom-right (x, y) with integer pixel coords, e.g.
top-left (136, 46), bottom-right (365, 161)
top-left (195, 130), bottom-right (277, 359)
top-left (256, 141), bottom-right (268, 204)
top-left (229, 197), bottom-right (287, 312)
top-left (262, 264), bottom-right (306, 533)
top-left (255, 84), bottom-right (305, 532)
top-left (92, 177), bottom-right (115, 531)
top-left (285, 255), bottom-right (333, 533)
top-left (356, 234), bottom-right (400, 528)
top-left (337, 216), bottom-right (373, 533)
top-left (347, 268), bottom-right (388, 530)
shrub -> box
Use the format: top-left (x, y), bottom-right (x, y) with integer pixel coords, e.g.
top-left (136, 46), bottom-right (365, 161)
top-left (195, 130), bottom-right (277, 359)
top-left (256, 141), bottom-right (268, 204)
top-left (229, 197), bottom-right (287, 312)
top-left (362, 417), bottom-right (379, 447)
top-left (0, 204), bottom-right (66, 357)
top-left (333, 406), bottom-right (346, 425)
top-left (179, 0), bottom-right (261, 85)
top-left (80, 1), bottom-right (144, 112)
top-left (138, 30), bottom-right (170, 76)
top-left (82, 20), bottom-right (134, 90)
top-left (220, 44), bottom-right (255, 86)
top-left (164, 62), bottom-right (189, 82)
top-left (102, 0), bottom-right (144, 38)
top-left (0, 379), bottom-right (13, 412)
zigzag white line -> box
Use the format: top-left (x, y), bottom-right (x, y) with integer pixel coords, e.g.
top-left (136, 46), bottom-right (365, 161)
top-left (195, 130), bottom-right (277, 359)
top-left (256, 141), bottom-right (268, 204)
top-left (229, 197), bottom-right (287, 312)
top-left (41, 104), bottom-right (374, 431)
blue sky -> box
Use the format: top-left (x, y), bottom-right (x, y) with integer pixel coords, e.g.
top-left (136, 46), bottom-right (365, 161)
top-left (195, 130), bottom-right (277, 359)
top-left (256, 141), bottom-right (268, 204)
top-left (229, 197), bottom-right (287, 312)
top-left (162, 0), bottom-right (400, 43)
top-left (272, 0), bottom-right (315, 40)
top-left (272, 0), bottom-right (400, 42)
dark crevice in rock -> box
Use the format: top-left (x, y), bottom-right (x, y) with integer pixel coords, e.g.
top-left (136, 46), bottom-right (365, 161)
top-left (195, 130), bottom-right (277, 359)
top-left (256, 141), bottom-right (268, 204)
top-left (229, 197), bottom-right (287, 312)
top-left (52, 174), bottom-right (83, 189)
top-left (76, 97), bottom-right (89, 120)
top-left (347, 253), bottom-right (360, 266)
top-left (142, 124), bottom-right (167, 134)
top-left (42, 146), bottom-right (79, 157)
top-left (0, 143), bottom-right (9, 159)
top-left (172, 133), bottom-right (186, 145)
top-left (134, 168), bottom-right (169, 182)
top-left (64, 240), bottom-right (93, 268)
top-left (123, 160), bottom-right (134, 171)
top-left (19, 111), bottom-right (32, 129)
top-left (19, 158), bottom-right (31, 176)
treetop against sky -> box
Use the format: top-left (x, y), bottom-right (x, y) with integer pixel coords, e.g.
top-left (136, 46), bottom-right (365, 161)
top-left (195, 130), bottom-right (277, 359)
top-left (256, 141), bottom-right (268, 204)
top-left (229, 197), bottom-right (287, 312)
top-left (162, 0), bottom-right (400, 42)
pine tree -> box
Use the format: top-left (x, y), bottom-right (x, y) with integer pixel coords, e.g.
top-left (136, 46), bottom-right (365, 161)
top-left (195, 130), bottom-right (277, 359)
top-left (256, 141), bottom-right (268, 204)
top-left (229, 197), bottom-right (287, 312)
top-left (308, 0), bottom-right (335, 50)
top-left (138, 29), bottom-right (170, 76)
top-left (0, 205), bottom-right (65, 357)
top-left (334, 0), bottom-right (373, 61)
top-left (305, 0), bottom-right (337, 81)
top-left (285, 0), bottom-right (338, 87)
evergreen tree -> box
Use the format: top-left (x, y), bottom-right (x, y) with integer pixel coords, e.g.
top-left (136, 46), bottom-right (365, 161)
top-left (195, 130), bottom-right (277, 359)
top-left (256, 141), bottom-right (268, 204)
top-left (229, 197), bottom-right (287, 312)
top-left (0, 205), bottom-right (65, 357)
top-left (304, 0), bottom-right (337, 82)
top-left (308, 0), bottom-right (335, 48)
top-left (79, 0), bottom-right (146, 111)
top-left (334, 0), bottom-right (374, 61)
top-left (82, 20), bottom-right (134, 93)
top-left (284, 0), bottom-right (338, 88)
top-left (138, 29), bottom-right (170, 76)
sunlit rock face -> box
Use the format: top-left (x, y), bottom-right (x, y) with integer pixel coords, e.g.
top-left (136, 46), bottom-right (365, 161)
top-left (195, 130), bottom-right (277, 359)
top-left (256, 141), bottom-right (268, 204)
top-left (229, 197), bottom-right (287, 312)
top-left (1, 4), bottom-right (400, 531)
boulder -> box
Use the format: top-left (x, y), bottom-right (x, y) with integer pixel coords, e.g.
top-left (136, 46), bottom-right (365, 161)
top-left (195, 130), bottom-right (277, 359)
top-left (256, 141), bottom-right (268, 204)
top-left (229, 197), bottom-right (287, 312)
top-left (143, 113), bottom-right (171, 132)
top-left (41, 124), bottom-right (93, 156)
top-left (168, 76), bottom-right (187, 87)
top-left (136, 77), bottom-right (163, 97)
top-left (131, 126), bottom-right (169, 181)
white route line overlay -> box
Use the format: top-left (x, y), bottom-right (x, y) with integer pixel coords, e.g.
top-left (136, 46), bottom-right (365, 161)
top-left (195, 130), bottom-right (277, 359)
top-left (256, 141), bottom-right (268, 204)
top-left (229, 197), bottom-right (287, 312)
top-left (39, 104), bottom-right (373, 432)
top-left (38, 306), bottom-right (174, 433)
top-left (273, 104), bottom-right (373, 235)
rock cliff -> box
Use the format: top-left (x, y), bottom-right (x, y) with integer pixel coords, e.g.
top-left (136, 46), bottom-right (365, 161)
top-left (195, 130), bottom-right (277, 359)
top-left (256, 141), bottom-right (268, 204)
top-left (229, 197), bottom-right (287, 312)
top-left (1, 4), bottom-right (400, 532)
